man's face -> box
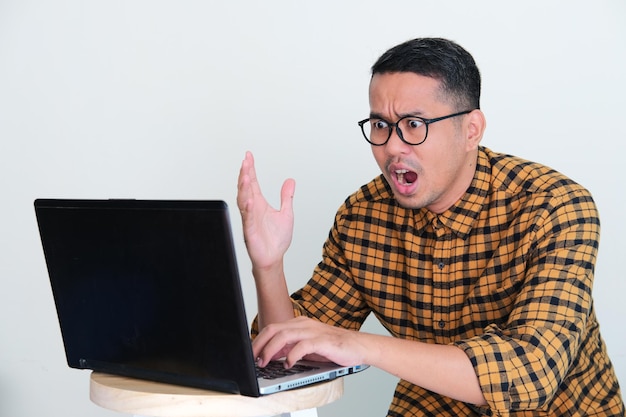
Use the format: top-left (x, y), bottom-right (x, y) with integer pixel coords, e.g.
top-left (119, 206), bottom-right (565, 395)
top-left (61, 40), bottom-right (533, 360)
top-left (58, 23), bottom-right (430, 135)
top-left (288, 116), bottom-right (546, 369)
top-left (368, 72), bottom-right (481, 213)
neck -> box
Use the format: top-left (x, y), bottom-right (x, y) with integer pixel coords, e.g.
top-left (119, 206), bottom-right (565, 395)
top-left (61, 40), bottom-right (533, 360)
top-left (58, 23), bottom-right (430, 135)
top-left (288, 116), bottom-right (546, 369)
top-left (427, 149), bottom-right (478, 214)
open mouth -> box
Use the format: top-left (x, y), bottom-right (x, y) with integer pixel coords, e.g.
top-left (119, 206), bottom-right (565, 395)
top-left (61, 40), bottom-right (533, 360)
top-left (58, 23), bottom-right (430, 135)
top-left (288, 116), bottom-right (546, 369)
top-left (395, 169), bottom-right (418, 186)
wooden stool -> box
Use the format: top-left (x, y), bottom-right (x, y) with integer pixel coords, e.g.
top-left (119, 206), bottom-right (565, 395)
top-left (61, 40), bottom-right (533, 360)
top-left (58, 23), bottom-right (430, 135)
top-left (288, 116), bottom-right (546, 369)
top-left (90, 372), bottom-right (344, 417)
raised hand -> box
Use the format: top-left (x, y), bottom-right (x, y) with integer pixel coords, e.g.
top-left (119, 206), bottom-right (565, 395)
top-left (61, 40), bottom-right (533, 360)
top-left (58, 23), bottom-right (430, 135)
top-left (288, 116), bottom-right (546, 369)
top-left (236, 151), bottom-right (296, 272)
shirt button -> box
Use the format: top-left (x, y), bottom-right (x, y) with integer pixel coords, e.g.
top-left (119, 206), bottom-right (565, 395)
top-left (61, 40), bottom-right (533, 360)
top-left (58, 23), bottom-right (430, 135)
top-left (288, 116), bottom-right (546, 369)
top-left (438, 262), bottom-right (445, 270)
top-left (438, 321), bottom-right (445, 328)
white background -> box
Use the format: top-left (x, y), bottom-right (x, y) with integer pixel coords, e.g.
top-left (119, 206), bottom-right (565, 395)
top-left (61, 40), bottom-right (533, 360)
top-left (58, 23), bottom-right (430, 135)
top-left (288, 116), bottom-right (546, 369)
top-left (1, 1), bottom-right (624, 416)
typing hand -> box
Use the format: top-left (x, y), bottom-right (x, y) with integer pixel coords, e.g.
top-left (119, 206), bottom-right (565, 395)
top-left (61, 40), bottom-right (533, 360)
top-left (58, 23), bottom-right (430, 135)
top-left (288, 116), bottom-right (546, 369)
top-left (252, 316), bottom-right (367, 369)
top-left (236, 151), bottom-right (296, 271)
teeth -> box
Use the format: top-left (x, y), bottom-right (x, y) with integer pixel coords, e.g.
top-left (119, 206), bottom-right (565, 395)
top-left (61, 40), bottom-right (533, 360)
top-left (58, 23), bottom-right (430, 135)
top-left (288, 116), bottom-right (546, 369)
top-left (395, 169), bottom-right (408, 185)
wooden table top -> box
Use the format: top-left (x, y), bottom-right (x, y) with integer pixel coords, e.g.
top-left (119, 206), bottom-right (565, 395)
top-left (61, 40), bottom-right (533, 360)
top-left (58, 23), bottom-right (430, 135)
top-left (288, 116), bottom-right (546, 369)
top-left (90, 372), bottom-right (344, 417)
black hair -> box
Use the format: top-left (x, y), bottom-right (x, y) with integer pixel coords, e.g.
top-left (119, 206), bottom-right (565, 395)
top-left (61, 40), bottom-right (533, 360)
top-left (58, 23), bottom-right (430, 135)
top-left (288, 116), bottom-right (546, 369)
top-left (371, 38), bottom-right (481, 110)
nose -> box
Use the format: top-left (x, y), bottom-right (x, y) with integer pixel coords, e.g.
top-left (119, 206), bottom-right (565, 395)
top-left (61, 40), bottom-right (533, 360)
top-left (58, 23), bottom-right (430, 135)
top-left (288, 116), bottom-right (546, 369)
top-left (385, 124), bottom-right (410, 153)
top-left (392, 124), bottom-right (405, 142)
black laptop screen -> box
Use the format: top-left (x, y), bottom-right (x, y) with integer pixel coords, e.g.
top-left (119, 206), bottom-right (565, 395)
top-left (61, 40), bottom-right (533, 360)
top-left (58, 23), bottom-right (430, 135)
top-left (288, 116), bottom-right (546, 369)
top-left (35, 199), bottom-right (260, 395)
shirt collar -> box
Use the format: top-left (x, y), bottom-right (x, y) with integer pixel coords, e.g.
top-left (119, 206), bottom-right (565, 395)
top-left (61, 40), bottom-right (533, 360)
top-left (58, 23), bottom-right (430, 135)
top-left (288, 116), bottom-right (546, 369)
top-left (374, 148), bottom-right (490, 239)
top-left (425, 148), bottom-right (490, 239)
top-left (388, 148), bottom-right (489, 240)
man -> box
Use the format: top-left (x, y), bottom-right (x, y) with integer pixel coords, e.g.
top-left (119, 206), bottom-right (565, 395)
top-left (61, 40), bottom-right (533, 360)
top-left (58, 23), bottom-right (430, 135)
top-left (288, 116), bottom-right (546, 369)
top-left (236, 38), bottom-right (624, 416)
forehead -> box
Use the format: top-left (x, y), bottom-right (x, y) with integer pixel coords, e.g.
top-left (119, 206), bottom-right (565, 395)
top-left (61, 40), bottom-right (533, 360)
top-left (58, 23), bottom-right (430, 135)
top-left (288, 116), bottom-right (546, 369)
top-left (368, 72), bottom-right (446, 113)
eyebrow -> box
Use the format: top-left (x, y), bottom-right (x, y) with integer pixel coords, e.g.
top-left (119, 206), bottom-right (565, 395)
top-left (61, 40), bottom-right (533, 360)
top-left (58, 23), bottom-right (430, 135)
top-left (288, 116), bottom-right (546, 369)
top-left (369, 111), bottom-right (425, 120)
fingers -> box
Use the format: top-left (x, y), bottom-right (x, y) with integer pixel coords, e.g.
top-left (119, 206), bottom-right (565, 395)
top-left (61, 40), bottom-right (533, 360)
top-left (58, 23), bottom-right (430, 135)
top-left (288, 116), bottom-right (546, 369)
top-left (252, 318), bottom-right (336, 368)
top-left (280, 178), bottom-right (296, 217)
top-left (252, 319), bottom-right (303, 366)
top-left (252, 322), bottom-right (288, 366)
top-left (237, 151), bottom-right (257, 214)
top-left (237, 151), bottom-right (296, 219)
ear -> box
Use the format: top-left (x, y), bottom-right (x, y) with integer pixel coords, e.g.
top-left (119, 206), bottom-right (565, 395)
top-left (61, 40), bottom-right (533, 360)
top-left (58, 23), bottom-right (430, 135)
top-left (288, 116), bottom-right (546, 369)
top-left (464, 109), bottom-right (486, 151)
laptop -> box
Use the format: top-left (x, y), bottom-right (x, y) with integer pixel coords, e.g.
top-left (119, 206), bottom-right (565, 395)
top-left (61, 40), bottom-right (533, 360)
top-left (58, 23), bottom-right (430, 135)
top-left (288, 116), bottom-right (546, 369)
top-left (34, 198), bottom-right (367, 397)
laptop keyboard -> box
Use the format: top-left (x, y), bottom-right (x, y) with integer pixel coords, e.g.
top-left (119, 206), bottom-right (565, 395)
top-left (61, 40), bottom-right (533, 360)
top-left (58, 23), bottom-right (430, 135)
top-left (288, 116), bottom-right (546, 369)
top-left (256, 361), bottom-right (320, 380)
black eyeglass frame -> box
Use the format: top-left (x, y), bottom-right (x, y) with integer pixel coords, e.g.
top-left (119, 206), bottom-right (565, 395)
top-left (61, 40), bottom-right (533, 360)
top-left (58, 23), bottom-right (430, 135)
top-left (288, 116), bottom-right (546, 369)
top-left (358, 110), bottom-right (474, 146)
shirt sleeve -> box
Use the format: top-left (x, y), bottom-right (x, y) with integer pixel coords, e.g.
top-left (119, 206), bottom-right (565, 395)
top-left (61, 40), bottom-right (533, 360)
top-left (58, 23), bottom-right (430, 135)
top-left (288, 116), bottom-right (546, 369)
top-left (290, 208), bottom-right (372, 330)
top-left (454, 188), bottom-right (600, 413)
top-left (250, 207), bottom-right (371, 337)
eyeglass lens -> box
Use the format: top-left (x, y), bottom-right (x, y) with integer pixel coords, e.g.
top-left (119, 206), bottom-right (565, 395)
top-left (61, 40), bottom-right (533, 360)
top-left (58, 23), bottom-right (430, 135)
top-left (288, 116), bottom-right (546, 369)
top-left (362, 117), bottom-right (427, 145)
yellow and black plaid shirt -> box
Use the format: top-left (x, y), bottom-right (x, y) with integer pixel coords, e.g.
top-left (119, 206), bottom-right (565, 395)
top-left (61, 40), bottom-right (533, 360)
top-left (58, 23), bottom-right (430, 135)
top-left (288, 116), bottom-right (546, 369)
top-left (290, 147), bottom-right (624, 416)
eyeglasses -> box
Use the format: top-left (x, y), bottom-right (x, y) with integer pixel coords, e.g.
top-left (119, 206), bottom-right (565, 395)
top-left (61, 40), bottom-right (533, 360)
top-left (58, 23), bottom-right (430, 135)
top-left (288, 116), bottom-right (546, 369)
top-left (357, 110), bottom-right (474, 146)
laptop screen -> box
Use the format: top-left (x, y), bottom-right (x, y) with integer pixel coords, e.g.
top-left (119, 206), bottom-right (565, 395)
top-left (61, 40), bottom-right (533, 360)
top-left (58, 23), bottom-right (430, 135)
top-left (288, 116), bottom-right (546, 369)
top-left (35, 199), bottom-right (260, 396)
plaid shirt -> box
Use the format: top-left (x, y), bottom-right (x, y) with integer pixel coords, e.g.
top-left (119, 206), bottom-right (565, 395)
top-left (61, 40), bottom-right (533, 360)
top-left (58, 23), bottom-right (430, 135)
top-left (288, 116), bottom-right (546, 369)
top-left (289, 147), bottom-right (624, 416)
